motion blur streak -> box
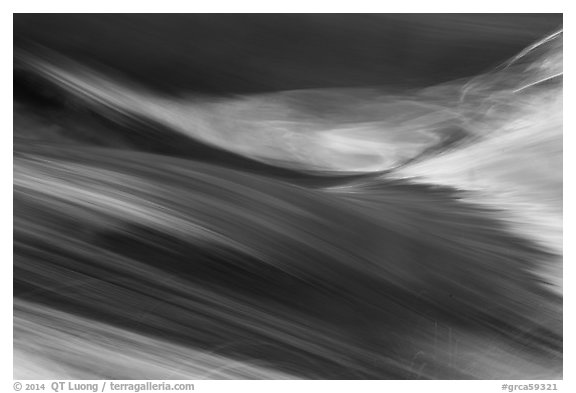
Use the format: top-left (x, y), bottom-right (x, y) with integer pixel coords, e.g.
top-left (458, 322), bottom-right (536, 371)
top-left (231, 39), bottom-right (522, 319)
top-left (13, 16), bottom-right (562, 379)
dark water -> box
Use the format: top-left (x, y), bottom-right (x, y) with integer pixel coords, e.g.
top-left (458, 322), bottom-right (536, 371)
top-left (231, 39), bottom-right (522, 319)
top-left (13, 14), bottom-right (562, 379)
top-left (14, 14), bottom-right (561, 93)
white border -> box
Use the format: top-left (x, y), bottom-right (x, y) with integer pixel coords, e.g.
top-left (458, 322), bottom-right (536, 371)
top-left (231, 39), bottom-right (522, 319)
top-left (4, 6), bottom-right (572, 392)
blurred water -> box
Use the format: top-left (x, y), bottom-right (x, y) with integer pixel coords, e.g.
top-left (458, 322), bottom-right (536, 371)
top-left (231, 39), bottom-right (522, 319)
top-left (13, 15), bottom-right (563, 380)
